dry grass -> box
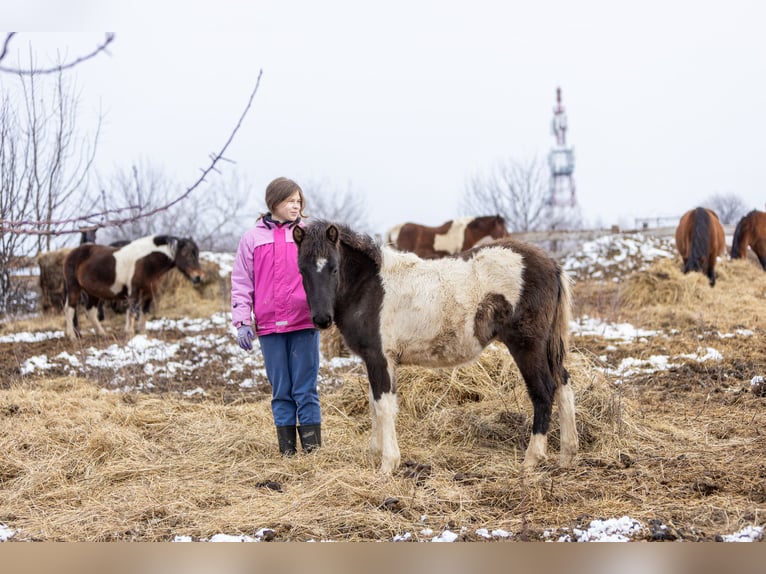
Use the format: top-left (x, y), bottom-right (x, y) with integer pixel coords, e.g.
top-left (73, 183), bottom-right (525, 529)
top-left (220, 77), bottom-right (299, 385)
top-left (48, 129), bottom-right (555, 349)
top-left (1, 254), bottom-right (766, 541)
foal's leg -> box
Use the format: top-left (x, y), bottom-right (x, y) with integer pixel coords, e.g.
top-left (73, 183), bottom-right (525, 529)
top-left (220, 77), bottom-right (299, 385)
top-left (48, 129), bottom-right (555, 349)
top-left (556, 377), bottom-right (578, 468)
top-left (365, 355), bottom-right (400, 474)
top-left (506, 342), bottom-right (556, 470)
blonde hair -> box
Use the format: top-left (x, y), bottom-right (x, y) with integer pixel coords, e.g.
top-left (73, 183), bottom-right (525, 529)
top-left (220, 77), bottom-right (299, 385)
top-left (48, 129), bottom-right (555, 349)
top-left (263, 177), bottom-right (307, 219)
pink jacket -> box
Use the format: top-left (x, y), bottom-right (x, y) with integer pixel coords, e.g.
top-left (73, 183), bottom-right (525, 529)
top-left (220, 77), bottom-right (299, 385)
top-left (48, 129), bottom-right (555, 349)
top-left (230, 218), bottom-right (315, 336)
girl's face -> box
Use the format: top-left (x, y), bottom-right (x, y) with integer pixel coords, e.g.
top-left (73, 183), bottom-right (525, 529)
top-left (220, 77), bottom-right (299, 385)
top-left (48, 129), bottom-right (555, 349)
top-left (272, 190), bottom-right (302, 222)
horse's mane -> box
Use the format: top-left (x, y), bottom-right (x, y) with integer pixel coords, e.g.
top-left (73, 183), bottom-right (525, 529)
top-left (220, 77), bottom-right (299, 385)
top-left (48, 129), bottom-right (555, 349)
top-left (304, 219), bottom-right (383, 266)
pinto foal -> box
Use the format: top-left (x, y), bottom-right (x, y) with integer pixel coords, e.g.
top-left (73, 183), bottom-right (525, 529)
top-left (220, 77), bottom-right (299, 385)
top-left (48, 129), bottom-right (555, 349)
top-left (294, 221), bottom-right (577, 474)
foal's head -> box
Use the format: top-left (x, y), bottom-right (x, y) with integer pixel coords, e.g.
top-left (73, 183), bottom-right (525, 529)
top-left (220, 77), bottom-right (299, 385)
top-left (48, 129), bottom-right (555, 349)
top-left (293, 223), bottom-right (341, 329)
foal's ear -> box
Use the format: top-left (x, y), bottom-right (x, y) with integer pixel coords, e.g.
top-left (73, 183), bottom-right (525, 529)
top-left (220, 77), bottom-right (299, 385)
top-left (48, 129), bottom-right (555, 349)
top-left (326, 225), bottom-right (339, 245)
top-left (292, 226), bottom-right (305, 245)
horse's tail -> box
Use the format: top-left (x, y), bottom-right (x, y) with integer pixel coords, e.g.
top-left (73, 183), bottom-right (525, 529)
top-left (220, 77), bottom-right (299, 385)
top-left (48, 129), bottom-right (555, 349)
top-left (730, 212), bottom-right (749, 259)
top-left (548, 266), bottom-right (573, 388)
top-left (685, 207), bottom-right (712, 274)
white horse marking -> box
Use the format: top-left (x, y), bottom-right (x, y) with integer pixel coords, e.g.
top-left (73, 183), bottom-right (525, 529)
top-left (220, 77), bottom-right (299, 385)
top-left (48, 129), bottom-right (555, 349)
top-left (385, 223), bottom-right (404, 247)
top-left (556, 382), bottom-right (578, 467)
top-left (315, 257), bottom-right (327, 273)
top-left (433, 217), bottom-right (472, 254)
top-left (111, 236), bottom-right (174, 295)
top-left (372, 392), bottom-right (400, 474)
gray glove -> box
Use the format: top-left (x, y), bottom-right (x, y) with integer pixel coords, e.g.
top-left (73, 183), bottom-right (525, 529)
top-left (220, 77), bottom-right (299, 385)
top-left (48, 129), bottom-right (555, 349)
top-left (237, 325), bottom-right (255, 351)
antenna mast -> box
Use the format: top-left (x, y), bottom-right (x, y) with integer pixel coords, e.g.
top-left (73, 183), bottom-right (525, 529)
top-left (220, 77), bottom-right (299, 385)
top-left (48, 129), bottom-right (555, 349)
top-left (547, 87), bottom-right (577, 214)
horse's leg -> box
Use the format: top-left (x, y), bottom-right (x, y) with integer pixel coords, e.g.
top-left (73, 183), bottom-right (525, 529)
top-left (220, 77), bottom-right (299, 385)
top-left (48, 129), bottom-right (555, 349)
top-left (707, 264), bottom-right (716, 287)
top-left (365, 354), bottom-right (400, 474)
top-left (555, 376), bottom-right (578, 468)
top-left (136, 297), bottom-right (151, 333)
top-left (85, 296), bottom-right (107, 336)
top-left (125, 298), bottom-right (139, 337)
top-left (368, 388), bottom-right (382, 457)
top-left (64, 303), bottom-right (78, 340)
top-left (756, 245), bottom-right (766, 271)
top-left (64, 283), bottom-right (81, 340)
top-left (506, 341), bottom-right (556, 470)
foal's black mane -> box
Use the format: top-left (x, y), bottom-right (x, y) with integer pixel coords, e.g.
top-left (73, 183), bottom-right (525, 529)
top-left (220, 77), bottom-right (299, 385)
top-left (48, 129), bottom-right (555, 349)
top-left (303, 220), bottom-right (383, 267)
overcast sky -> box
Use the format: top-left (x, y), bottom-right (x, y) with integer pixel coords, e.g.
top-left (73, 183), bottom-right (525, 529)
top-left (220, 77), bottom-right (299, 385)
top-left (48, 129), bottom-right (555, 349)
top-left (4, 1), bottom-right (766, 235)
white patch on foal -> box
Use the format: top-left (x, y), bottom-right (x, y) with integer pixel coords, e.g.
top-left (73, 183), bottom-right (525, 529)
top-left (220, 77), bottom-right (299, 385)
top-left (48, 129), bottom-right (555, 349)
top-left (111, 236), bottom-right (174, 295)
top-left (378, 246), bottom-right (525, 367)
top-left (315, 257), bottom-right (327, 273)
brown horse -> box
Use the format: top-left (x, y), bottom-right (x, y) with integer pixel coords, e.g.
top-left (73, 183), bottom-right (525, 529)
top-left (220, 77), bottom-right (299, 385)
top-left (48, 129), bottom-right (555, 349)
top-left (674, 207), bottom-right (726, 286)
top-left (63, 235), bottom-right (204, 340)
top-left (386, 215), bottom-right (508, 258)
top-left (731, 209), bottom-right (766, 270)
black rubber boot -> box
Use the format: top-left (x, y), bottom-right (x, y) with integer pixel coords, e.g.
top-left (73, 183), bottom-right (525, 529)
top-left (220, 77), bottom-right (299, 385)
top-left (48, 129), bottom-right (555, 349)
top-left (276, 425), bottom-right (297, 456)
top-left (297, 424), bottom-right (322, 452)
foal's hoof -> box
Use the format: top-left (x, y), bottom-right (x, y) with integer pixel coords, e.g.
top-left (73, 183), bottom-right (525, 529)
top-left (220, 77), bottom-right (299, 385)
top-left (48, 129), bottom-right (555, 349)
top-left (558, 454), bottom-right (577, 468)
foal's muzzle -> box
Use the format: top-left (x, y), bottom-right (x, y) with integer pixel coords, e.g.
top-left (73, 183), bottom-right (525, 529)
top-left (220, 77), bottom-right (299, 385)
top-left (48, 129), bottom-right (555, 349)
top-left (312, 314), bottom-right (333, 330)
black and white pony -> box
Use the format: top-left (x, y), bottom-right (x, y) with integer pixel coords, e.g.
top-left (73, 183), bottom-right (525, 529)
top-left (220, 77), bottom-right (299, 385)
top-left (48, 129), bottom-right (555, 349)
top-left (64, 235), bottom-right (204, 340)
top-left (293, 220), bottom-right (578, 474)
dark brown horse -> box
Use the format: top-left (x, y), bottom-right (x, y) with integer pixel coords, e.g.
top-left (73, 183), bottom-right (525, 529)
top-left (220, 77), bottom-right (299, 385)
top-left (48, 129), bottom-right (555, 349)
top-left (386, 215), bottom-right (508, 258)
top-left (63, 235), bottom-right (204, 340)
top-left (674, 207), bottom-right (726, 287)
top-left (294, 220), bottom-right (577, 474)
top-left (731, 209), bottom-right (766, 270)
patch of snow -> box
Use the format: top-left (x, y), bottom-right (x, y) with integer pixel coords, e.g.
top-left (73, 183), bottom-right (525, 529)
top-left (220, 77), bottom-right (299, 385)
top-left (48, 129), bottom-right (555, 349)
top-left (560, 516), bottom-right (643, 542)
top-left (0, 523), bottom-right (15, 542)
top-left (572, 316), bottom-right (659, 341)
top-left (721, 525), bottom-right (763, 542)
top-left (0, 330), bottom-right (64, 343)
top-left (431, 530), bottom-right (458, 542)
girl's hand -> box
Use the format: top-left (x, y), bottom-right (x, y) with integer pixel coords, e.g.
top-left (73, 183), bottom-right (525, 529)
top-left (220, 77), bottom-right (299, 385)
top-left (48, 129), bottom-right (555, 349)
top-left (237, 325), bottom-right (255, 350)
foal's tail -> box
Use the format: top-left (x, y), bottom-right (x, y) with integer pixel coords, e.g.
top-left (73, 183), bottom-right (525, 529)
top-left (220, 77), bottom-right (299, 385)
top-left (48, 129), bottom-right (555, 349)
top-left (685, 207), bottom-right (712, 274)
top-left (548, 267), bottom-right (573, 387)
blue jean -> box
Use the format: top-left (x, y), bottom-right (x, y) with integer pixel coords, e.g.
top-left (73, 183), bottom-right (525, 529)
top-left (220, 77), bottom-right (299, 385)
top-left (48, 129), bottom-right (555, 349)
top-left (259, 329), bottom-right (321, 427)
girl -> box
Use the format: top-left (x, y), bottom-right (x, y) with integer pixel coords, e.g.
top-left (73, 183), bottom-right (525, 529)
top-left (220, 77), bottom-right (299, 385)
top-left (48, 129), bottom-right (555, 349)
top-left (231, 177), bottom-right (321, 455)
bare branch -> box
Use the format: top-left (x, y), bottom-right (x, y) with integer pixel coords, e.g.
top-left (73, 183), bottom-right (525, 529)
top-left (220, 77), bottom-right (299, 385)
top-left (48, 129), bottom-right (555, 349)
top-left (0, 33), bottom-right (115, 75)
top-left (0, 69), bottom-right (264, 235)
top-left (0, 33), bottom-right (16, 63)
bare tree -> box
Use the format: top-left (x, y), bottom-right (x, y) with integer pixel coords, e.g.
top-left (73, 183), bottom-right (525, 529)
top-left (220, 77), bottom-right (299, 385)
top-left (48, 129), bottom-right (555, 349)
top-left (705, 192), bottom-right (749, 225)
top-left (94, 162), bottom-right (249, 252)
top-left (0, 66), bottom-right (99, 313)
top-left (302, 180), bottom-right (372, 233)
top-left (462, 157), bottom-right (556, 232)
top-left (0, 33), bottom-right (262, 315)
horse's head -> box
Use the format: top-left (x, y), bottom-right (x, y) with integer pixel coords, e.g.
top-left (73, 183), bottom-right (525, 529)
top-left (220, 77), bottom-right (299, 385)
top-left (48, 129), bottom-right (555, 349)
top-left (173, 237), bottom-right (205, 284)
top-left (489, 215), bottom-right (509, 238)
top-left (293, 222), bottom-right (340, 330)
